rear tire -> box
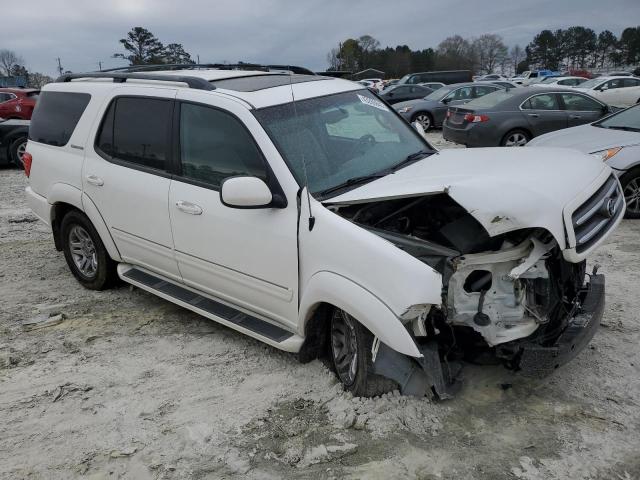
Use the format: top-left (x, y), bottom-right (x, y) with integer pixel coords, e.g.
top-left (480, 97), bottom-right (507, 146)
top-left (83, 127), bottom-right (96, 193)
top-left (501, 129), bottom-right (530, 147)
top-left (61, 211), bottom-right (117, 290)
top-left (9, 137), bottom-right (27, 169)
top-left (621, 168), bottom-right (640, 219)
top-left (329, 308), bottom-right (398, 397)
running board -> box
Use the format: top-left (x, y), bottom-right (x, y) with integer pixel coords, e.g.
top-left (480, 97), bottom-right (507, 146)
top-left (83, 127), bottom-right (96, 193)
top-left (117, 265), bottom-right (303, 352)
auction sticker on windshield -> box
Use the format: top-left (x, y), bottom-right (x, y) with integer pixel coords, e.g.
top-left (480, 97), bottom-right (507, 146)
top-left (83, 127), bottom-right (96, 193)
top-left (357, 94), bottom-right (389, 112)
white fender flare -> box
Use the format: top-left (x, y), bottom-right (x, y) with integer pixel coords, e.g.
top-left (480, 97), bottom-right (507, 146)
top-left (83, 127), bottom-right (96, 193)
top-left (81, 193), bottom-right (122, 262)
top-left (299, 271), bottom-right (422, 358)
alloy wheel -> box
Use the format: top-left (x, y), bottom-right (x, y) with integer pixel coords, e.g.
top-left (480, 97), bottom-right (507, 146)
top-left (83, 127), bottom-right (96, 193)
top-left (16, 141), bottom-right (27, 167)
top-left (624, 177), bottom-right (640, 215)
top-left (504, 132), bottom-right (528, 147)
top-left (68, 225), bottom-right (98, 278)
top-left (414, 114), bottom-right (431, 130)
top-left (331, 310), bottom-right (358, 386)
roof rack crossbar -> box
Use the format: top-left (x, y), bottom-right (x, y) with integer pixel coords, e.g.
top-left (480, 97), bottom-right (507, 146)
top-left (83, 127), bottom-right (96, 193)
top-left (99, 64), bottom-right (316, 75)
top-left (55, 72), bottom-right (216, 91)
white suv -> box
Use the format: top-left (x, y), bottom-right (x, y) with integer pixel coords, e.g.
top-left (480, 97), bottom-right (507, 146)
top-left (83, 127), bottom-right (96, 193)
top-left (25, 68), bottom-right (624, 398)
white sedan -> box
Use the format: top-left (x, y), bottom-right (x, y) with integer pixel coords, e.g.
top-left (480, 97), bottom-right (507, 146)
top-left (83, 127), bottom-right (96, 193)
top-left (534, 76), bottom-right (588, 88)
top-left (573, 76), bottom-right (640, 108)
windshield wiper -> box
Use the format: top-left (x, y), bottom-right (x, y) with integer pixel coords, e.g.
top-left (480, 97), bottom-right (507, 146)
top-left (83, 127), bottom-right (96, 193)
top-left (604, 125), bottom-right (640, 132)
top-left (390, 149), bottom-right (434, 172)
top-left (317, 172), bottom-right (388, 198)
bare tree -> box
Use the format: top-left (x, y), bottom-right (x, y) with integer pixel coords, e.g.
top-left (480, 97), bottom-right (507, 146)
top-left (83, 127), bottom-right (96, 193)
top-left (28, 72), bottom-right (54, 89)
top-left (326, 47), bottom-right (340, 70)
top-left (510, 45), bottom-right (523, 74)
top-left (0, 49), bottom-right (24, 77)
top-left (472, 34), bottom-right (508, 74)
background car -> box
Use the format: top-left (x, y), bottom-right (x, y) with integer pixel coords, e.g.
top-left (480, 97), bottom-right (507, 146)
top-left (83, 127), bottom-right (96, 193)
top-left (0, 118), bottom-right (29, 167)
top-left (378, 84), bottom-right (433, 104)
top-left (360, 78), bottom-right (384, 91)
top-left (0, 88), bottom-right (39, 120)
top-left (397, 70), bottom-right (473, 85)
top-left (528, 103), bottom-right (640, 218)
top-left (418, 82), bottom-right (445, 91)
top-left (573, 76), bottom-right (640, 107)
top-left (534, 76), bottom-right (588, 88)
top-left (443, 87), bottom-right (611, 147)
top-left (475, 74), bottom-right (507, 81)
top-left (393, 82), bottom-right (503, 130)
top-left (475, 80), bottom-right (521, 89)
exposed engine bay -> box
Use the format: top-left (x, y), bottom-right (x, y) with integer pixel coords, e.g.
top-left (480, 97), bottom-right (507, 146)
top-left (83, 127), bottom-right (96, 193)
top-left (329, 194), bottom-right (588, 366)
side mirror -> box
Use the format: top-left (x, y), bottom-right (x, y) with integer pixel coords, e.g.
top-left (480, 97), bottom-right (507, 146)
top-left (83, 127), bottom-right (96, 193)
top-left (442, 97), bottom-right (451, 104)
top-left (387, 92), bottom-right (394, 97)
top-left (220, 176), bottom-right (274, 209)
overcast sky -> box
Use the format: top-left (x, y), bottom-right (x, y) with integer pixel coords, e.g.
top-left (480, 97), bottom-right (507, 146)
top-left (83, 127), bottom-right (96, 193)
top-left (2, 0), bottom-right (639, 76)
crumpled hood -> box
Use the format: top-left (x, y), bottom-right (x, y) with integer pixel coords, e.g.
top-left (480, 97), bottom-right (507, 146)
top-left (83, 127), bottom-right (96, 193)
top-left (528, 124), bottom-right (640, 153)
top-left (326, 147), bottom-right (609, 249)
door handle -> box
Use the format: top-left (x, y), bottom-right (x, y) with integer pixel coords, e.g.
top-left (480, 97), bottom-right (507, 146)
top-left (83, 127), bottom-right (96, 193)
top-left (527, 113), bottom-right (539, 118)
top-left (85, 175), bottom-right (104, 186)
top-left (176, 201), bottom-right (203, 215)
top-left (569, 115), bottom-right (581, 119)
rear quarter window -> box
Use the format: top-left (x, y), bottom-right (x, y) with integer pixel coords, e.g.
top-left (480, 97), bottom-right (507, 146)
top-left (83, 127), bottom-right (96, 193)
top-left (29, 91), bottom-right (90, 146)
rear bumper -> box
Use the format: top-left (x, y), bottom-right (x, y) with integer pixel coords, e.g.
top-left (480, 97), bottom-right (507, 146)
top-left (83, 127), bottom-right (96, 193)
top-left (443, 124), bottom-right (498, 147)
top-left (26, 186), bottom-right (51, 226)
top-left (515, 274), bottom-right (605, 377)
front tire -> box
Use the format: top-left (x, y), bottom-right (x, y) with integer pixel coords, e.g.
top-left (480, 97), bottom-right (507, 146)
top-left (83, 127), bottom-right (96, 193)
top-left (61, 211), bottom-right (117, 290)
top-left (501, 129), bottom-right (530, 147)
top-left (330, 309), bottom-right (398, 397)
top-left (9, 137), bottom-right (27, 168)
top-left (411, 112), bottom-right (433, 131)
top-left (621, 168), bottom-right (640, 219)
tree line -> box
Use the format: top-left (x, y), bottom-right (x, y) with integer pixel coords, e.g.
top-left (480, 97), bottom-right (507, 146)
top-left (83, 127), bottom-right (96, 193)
top-left (328, 26), bottom-right (640, 77)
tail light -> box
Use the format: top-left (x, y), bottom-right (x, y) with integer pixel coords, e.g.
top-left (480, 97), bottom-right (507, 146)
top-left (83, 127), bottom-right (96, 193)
top-left (23, 152), bottom-right (32, 177)
top-left (464, 113), bottom-right (490, 123)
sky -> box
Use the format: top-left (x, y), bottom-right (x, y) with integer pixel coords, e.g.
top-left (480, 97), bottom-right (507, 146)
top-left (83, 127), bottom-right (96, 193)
top-left (2, 0), bottom-right (639, 77)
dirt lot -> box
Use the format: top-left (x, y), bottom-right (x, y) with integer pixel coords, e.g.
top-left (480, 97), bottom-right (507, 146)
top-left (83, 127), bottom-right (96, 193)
top-left (1, 134), bottom-right (639, 479)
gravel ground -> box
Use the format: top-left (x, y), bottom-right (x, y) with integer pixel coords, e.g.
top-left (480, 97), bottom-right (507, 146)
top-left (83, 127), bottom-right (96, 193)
top-left (1, 133), bottom-right (639, 479)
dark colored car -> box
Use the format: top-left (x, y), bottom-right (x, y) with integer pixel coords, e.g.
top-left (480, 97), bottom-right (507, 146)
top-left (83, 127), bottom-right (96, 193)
top-left (397, 70), bottom-right (473, 85)
top-left (0, 119), bottom-right (30, 167)
top-left (378, 84), bottom-right (433, 105)
top-left (443, 87), bottom-right (612, 147)
top-left (394, 82), bottom-right (503, 130)
top-left (0, 88), bottom-right (39, 120)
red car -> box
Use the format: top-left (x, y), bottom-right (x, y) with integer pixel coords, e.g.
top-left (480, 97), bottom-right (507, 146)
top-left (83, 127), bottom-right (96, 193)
top-left (0, 88), bottom-right (39, 120)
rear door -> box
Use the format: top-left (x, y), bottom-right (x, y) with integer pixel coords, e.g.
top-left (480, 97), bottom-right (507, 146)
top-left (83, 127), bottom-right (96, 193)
top-left (521, 93), bottom-right (567, 136)
top-left (83, 88), bottom-right (181, 281)
top-left (559, 92), bottom-right (606, 127)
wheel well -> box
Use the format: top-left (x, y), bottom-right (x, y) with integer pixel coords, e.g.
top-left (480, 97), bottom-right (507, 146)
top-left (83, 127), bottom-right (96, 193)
top-left (411, 111), bottom-right (432, 122)
top-left (51, 203), bottom-right (83, 251)
top-left (501, 127), bottom-right (532, 143)
top-left (297, 302), bottom-right (335, 364)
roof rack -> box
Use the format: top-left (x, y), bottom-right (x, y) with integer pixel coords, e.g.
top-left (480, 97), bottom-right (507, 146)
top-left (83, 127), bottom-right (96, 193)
top-left (55, 72), bottom-right (216, 91)
top-left (100, 63), bottom-right (316, 76)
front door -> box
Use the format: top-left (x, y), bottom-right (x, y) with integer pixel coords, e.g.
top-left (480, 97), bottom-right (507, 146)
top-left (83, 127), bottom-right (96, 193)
top-left (168, 93), bottom-right (299, 327)
top-left (559, 93), bottom-right (606, 127)
top-left (83, 88), bottom-right (181, 281)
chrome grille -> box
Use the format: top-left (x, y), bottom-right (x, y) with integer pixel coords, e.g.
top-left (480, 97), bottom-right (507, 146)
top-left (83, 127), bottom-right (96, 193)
top-left (572, 175), bottom-right (623, 253)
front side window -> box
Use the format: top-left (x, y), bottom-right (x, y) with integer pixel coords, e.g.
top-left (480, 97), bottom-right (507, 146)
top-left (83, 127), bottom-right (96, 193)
top-left (179, 103), bottom-right (267, 188)
top-left (96, 97), bottom-right (172, 170)
top-left (254, 90), bottom-right (431, 196)
top-left (29, 91), bottom-right (91, 147)
top-left (604, 79), bottom-right (623, 90)
top-left (523, 94), bottom-right (559, 110)
top-left (560, 93), bottom-right (602, 111)
top-left (444, 86), bottom-right (473, 101)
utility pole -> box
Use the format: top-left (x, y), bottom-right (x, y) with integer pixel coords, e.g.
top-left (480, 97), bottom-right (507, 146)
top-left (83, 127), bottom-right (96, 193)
top-left (56, 57), bottom-right (64, 76)
top-left (197, 54), bottom-right (200, 64)
top-left (98, 61), bottom-right (103, 71)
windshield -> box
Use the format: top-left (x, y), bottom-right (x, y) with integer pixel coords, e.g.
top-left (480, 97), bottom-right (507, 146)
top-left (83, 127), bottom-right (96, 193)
top-left (577, 78), bottom-right (603, 89)
top-left (254, 90), bottom-right (432, 197)
top-left (594, 104), bottom-right (640, 131)
top-left (425, 86), bottom-right (454, 101)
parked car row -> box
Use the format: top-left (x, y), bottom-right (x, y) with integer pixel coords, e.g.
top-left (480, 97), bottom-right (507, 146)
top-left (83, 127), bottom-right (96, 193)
top-left (0, 118), bottom-right (29, 167)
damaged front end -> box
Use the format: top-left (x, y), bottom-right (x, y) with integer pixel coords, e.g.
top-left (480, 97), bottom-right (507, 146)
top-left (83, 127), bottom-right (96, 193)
top-left (330, 193), bottom-right (605, 397)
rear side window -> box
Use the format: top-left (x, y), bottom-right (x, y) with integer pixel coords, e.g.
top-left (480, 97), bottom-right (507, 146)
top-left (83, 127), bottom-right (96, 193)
top-left (560, 93), bottom-right (602, 111)
top-left (29, 91), bottom-right (90, 146)
top-left (522, 94), bottom-right (559, 110)
top-left (96, 97), bottom-right (172, 170)
top-left (179, 103), bottom-right (267, 188)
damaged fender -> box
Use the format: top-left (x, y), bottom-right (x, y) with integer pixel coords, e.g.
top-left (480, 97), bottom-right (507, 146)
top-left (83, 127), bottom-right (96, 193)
top-left (299, 271), bottom-right (422, 358)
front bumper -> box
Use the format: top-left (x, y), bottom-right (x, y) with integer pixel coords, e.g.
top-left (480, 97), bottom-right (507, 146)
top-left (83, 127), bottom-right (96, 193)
top-left (513, 274), bottom-right (605, 377)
